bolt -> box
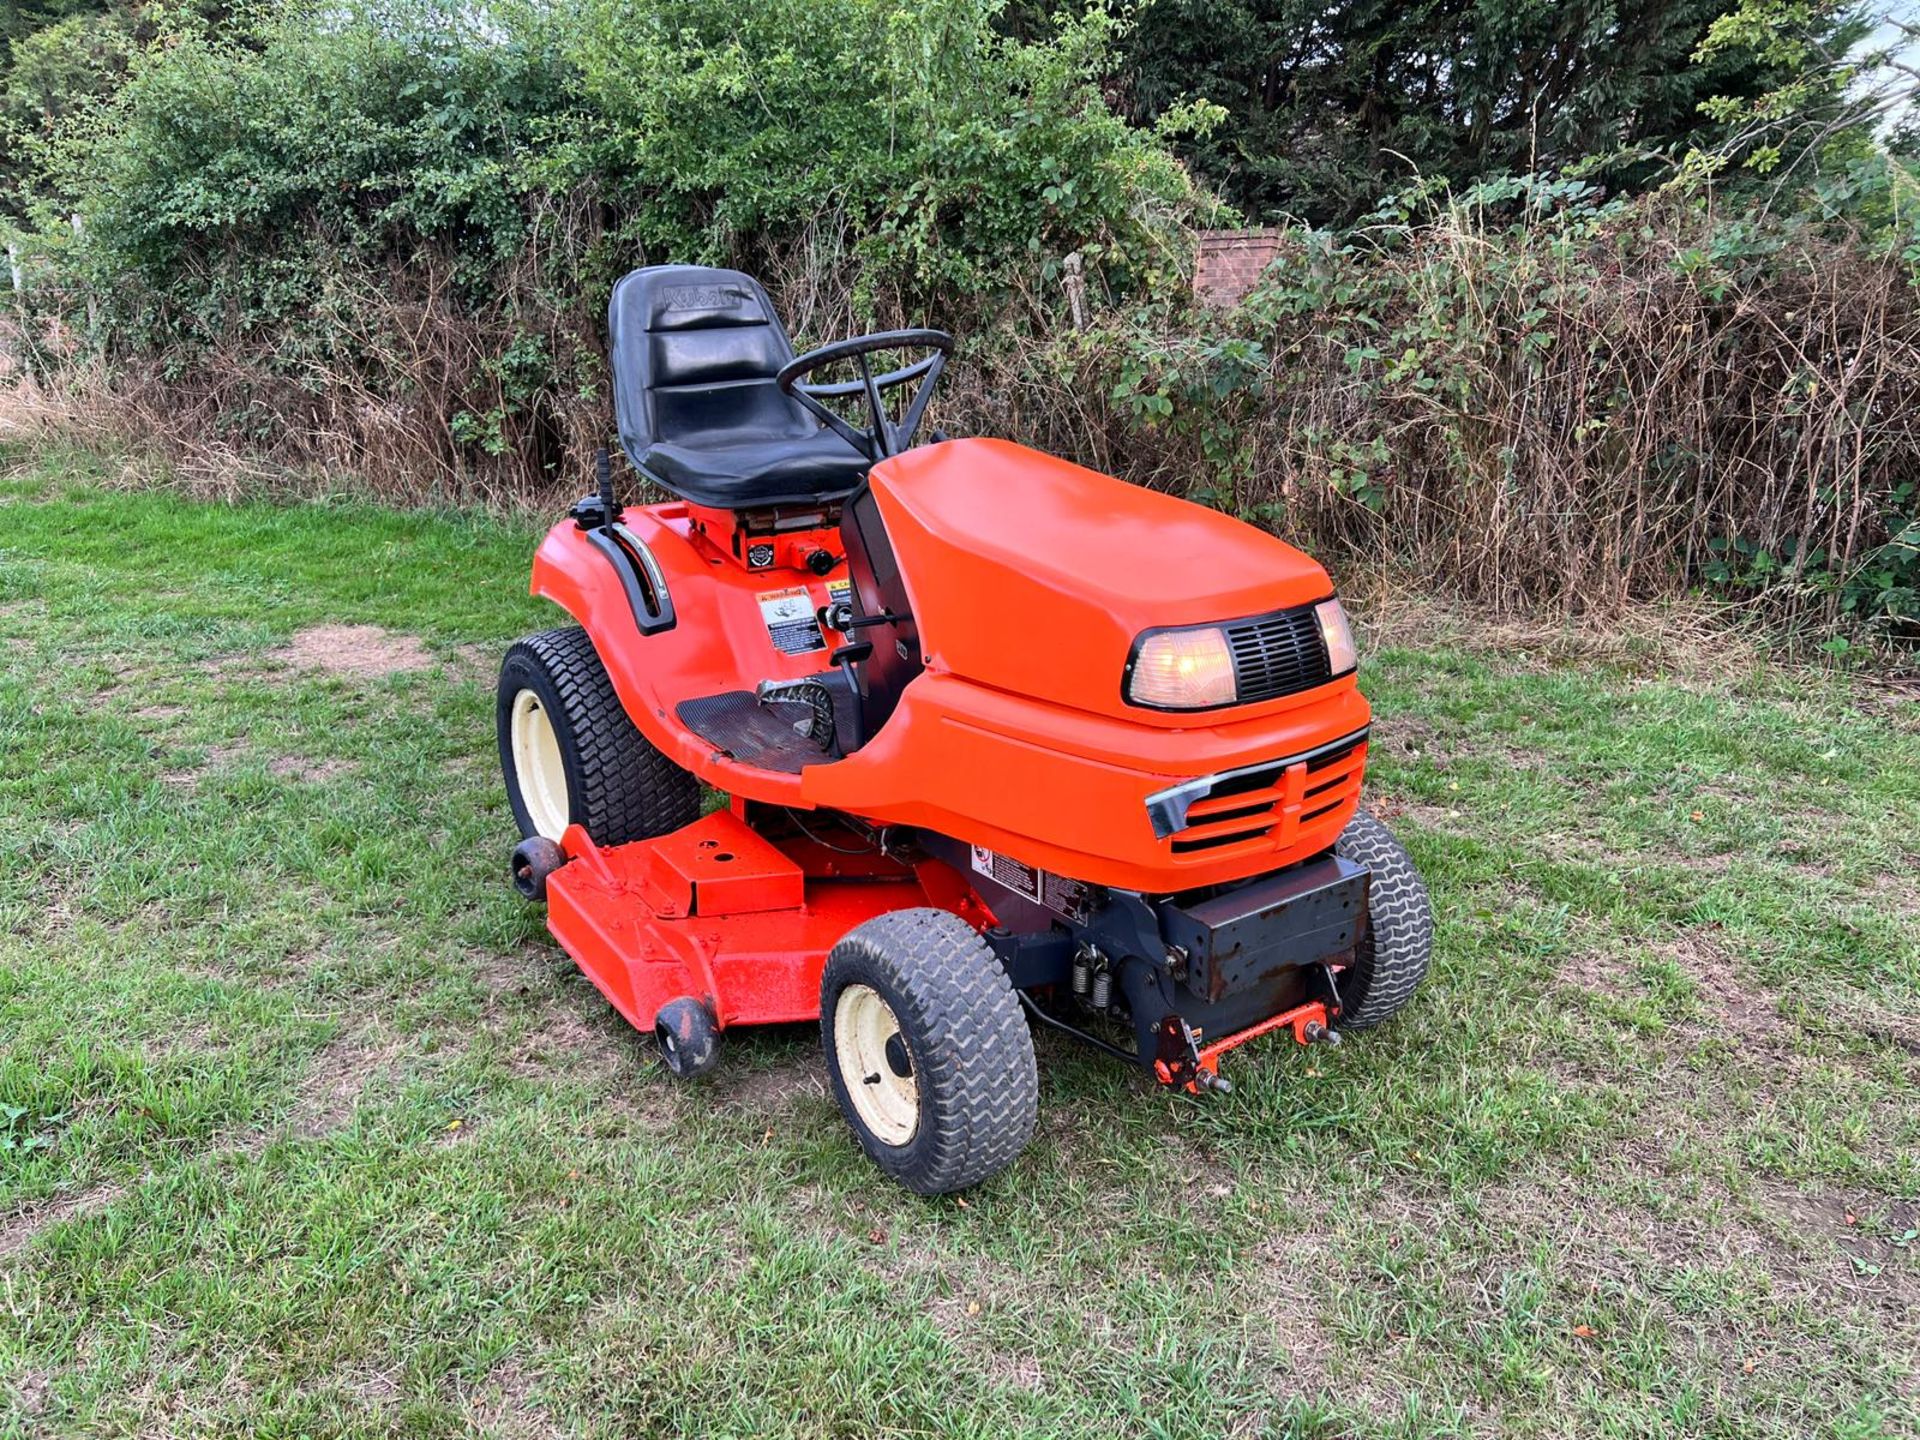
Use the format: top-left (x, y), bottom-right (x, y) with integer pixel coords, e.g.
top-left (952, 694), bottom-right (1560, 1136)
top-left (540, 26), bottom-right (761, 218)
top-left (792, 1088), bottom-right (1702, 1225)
top-left (1194, 1067), bottom-right (1233, 1094)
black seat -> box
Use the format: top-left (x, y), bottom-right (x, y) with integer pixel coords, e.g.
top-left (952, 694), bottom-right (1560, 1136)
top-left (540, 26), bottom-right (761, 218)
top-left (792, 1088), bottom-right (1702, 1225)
top-left (608, 265), bottom-right (870, 509)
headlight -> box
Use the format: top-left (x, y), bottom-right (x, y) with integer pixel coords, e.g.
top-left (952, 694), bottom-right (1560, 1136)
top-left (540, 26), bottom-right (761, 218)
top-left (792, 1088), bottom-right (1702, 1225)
top-left (1315, 598), bottom-right (1357, 676)
top-left (1128, 625), bottom-right (1236, 709)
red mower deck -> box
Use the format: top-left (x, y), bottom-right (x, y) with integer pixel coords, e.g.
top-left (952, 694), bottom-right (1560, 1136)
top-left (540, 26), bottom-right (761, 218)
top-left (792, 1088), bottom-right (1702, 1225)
top-left (546, 809), bottom-right (988, 1033)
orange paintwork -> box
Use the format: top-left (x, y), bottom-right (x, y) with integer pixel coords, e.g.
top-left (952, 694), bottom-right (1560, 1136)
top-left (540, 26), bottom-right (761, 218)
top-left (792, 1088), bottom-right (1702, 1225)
top-left (547, 817), bottom-right (992, 1032)
top-left (531, 437), bottom-right (1371, 894)
top-left (683, 503), bottom-right (844, 575)
top-left (531, 498), bottom-right (847, 805)
top-left (867, 438), bottom-right (1337, 726)
top-left (1151, 999), bottom-right (1333, 1091)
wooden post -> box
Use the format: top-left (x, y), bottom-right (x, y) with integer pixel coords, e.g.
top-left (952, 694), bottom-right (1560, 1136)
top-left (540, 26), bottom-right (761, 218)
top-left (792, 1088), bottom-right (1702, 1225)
top-left (71, 213), bottom-right (99, 343)
top-left (1062, 251), bottom-right (1088, 330)
top-left (6, 241), bottom-right (30, 384)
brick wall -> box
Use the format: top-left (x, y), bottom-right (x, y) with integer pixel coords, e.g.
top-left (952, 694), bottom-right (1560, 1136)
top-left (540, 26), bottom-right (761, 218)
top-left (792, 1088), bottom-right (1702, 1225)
top-left (1193, 227), bottom-right (1285, 307)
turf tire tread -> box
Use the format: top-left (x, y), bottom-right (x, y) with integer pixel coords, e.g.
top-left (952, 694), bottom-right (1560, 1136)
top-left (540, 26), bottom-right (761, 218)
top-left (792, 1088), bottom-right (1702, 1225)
top-left (1332, 808), bottom-right (1434, 1028)
top-left (822, 909), bottom-right (1038, 1195)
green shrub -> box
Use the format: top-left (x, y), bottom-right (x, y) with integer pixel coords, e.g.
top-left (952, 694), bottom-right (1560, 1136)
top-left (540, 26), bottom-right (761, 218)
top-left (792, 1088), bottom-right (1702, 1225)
top-left (543, 0), bottom-right (1206, 303)
top-left (35, 0), bottom-right (1203, 329)
top-left (1038, 177), bottom-right (1920, 632)
top-left (9, 0), bottom-right (1206, 487)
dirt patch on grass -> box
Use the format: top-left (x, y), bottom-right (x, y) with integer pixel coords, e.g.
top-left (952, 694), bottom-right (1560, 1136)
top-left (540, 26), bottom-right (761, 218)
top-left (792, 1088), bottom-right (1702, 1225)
top-left (0, 1181), bottom-right (127, 1262)
top-left (1366, 793), bottom-right (1471, 834)
top-left (336, 1362), bottom-right (403, 1406)
top-left (1661, 931), bottom-right (1784, 1051)
top-left (709, 1052), bottom-right (825, 1112)
top-left (471, 947), bottom-right (666, 1102)
top-left (1861, 868), bottom-right (1920, 922)
top-left (281, 623), bottom-right (432, 680)
top-left (1858, 671), bottom-right (1920, 731)
top-left (852, 1226), bottom-right (1065, 1400)
top-left (268, 754), bottom-right (357, 784)
top-left (1562, 930), bottom-right (1791, 1056)
top-left (5, 1369), bottom-right (51, 1419)
top-left (502, 1005), bottom-right (633, 1087)
top-left (456, 641), bottom-right (505, 678)
top-left (159, 740), bottom-right (251, 788)
top-left (1859, 1008), bottom-right (1920, 1056)
top-left (1556, 947), bottom-right (1631, 995)
top-left (292, 1028), bottom-right (399, 1137)
top-left (1245, 1231), bottom-right (1337, 1395)
top-left (1749, 1180), bottom-right (1920, 1300)
top-left (1371, 1159), bottom-right (1916, 1422)
top-left (459, 1355), bottom-right (563, 1439)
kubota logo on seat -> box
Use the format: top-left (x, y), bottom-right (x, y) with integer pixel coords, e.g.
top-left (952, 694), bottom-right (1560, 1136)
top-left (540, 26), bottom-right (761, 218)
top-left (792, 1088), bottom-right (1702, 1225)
top-left (664, 285), bottom-right (749, 311)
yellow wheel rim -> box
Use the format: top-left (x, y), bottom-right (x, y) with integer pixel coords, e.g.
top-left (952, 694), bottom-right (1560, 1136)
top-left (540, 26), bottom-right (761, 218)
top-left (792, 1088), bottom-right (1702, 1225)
top-left (833, 984), bottom-right (919, 1146)
top-left (509, 688), bottom-right (569, 840)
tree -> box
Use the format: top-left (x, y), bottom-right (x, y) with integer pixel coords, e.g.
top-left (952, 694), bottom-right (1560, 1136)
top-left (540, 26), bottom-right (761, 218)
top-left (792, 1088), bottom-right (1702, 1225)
top-left (1103, 0), bottom-right (1871, 224)
top-left (3, 2), bottom-right (122, 220)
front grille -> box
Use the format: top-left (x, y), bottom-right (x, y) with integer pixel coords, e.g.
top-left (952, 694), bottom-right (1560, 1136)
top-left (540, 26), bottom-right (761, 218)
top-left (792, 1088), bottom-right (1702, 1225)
top-left (1146, 730), bottom-right (1368, 857)
top-left (1225, 604), bottom-right (1333, 703)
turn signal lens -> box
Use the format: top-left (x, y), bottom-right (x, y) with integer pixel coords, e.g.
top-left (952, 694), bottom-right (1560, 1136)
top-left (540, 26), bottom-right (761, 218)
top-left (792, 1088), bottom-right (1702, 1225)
top-left (1129, 627), bottom-right (1236, 709)
top-left (1316, 598), bottom-right (1357, 675)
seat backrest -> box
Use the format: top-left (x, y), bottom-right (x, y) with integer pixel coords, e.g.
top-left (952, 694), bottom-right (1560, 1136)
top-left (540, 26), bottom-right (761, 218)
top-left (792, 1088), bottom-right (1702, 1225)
top-left (608, 266), bottom-right (817, 463)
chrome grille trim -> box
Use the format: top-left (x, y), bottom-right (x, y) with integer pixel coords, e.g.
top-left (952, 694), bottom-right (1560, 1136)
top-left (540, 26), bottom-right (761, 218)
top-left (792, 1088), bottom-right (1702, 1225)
top-left (1143, 725), bottom-right (1371, 841)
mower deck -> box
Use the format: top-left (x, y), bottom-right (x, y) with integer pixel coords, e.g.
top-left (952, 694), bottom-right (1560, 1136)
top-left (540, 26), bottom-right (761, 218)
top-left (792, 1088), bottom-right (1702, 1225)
top-left (543, 806), bottom-right (1358, 1095)
top-left (544, 809), bottom-right (982, 1032)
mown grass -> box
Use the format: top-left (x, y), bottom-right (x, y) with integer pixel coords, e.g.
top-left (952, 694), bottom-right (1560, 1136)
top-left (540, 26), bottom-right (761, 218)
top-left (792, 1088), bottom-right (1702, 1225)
top-left (1, 441), bottom-right (1916, 1439)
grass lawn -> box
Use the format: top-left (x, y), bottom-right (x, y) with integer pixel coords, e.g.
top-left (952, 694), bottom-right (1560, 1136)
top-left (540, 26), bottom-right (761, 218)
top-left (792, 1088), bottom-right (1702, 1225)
top-left (1, 442), bottom-right (1916, 1440)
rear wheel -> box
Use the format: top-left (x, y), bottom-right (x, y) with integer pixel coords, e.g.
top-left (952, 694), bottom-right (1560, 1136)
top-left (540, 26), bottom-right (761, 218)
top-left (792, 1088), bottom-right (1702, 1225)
top-left (821, 909), bottom-right (1037, 1195)
top-left (497, 626), bottom-right (698, 845)
top-left (1333, 809), bottom-right (1433, 1027)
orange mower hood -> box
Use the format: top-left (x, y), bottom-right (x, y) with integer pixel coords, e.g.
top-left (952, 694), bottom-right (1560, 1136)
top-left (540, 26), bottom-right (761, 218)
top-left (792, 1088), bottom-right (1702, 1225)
top-left (867, 438), bottom-right (1335, 724)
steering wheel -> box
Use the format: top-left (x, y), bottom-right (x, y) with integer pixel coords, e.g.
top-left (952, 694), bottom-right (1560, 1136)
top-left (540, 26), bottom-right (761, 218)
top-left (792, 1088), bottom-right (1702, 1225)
top-left (776, 329), bottom-right (953, 460)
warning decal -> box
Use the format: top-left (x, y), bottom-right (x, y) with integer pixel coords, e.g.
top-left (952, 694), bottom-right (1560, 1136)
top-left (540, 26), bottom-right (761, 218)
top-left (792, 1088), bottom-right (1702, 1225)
top-left (1041, 871), bottom-right (1091, 922)
top-left (971, 844), bottom-right (1039, 900)
top-left (758, 587), bottom-right (827, 656)
top-left (969, 846), bottom-right (1092, 921)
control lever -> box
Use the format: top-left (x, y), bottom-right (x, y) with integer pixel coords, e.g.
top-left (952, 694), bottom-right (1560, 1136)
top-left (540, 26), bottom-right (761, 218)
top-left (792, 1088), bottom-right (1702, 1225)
top-left (828, 641), bottom-right (872, 752)
top-left (818, 601), bottom-right (907, 634)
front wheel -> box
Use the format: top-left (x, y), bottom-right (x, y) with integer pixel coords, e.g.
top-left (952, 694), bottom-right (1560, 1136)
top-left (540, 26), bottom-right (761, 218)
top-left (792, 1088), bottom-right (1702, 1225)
top-left (1333, 808), bottom-right (1434, 1028)
top-left (821, 909), bottom-right (1037, 1195)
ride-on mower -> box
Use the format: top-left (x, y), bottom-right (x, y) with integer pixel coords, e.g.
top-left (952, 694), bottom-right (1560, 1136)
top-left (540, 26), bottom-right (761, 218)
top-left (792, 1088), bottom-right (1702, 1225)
top-left (498, 266), bottom-right (1433, 1193)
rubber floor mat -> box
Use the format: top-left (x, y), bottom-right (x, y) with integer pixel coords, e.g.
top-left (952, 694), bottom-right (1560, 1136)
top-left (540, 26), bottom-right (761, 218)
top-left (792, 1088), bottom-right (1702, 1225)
top-left (676, 688), bottom-right (854, 774)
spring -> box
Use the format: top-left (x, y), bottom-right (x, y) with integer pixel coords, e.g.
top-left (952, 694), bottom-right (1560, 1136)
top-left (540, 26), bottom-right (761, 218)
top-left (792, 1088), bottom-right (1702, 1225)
top-left (1089, 969), bottom-right (1112, 1010)
top-left (1071, 951), bottom-right (1091, 995)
